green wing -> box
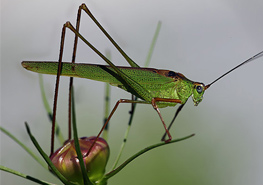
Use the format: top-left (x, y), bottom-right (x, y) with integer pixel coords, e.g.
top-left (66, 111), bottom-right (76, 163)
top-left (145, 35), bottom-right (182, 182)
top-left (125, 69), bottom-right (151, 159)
top-left (22, 61), bottom-right (173, 85)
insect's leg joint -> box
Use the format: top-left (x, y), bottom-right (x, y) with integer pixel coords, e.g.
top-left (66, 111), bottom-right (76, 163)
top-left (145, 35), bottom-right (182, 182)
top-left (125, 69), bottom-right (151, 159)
top-left (151, 98), bottom-right (158, 109)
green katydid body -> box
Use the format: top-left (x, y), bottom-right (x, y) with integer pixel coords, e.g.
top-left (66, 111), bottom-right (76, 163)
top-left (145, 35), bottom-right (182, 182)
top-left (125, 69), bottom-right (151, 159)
top-left (21, 3), bottom-right (263, 144)
top-left (21, 61), bottom-right (205, 108)
top-left (21, 3), bottom-right (263, 148)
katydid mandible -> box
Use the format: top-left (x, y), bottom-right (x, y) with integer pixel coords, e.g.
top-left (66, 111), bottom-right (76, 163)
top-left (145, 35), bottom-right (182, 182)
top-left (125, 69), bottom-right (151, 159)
top-left (21, 4), bottom-right (263, 145)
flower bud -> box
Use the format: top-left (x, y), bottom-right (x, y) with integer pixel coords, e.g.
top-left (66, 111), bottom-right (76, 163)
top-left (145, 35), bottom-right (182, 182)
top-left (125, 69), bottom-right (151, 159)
top-left (50, 136), bottom-right (109, 184)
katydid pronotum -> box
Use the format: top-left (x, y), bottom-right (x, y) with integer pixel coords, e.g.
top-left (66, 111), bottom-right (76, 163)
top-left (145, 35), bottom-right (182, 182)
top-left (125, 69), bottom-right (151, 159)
top-left (22, 4), bottom-right (263, 157)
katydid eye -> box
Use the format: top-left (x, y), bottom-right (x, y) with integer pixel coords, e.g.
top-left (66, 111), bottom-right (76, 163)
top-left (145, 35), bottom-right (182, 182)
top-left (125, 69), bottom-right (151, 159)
top-left (196, 85), bottom-right (203, 93)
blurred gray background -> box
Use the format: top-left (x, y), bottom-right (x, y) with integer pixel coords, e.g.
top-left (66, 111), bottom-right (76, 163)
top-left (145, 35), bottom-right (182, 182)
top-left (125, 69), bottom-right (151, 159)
top-left (1, 0), bottom-right (263, 184)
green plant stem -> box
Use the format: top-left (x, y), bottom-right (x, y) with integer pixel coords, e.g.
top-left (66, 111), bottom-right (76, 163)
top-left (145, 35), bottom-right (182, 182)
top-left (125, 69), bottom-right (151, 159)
top-left (39, 74), bottom-right (65, 144)
top-left (0, 126), bottom-right (48, 170)
top-left (102, 50), bottom-right (111, 140)
top-left (0, 165), bottom-right (55, 185)
top-left (110, 97), bottom-right (135, 171)
top-left (71, 87), bottom-right (92, 185)
top-left (102, 83), bottom-right (110, 140)
top-left (145, 21), bottom-right (161, 68)
top-left (104, 134), bottom-right (195, 180)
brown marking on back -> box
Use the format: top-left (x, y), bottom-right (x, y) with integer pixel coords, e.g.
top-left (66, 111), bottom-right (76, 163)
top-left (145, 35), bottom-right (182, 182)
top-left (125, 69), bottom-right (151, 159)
top-left (154, 70), bottom-right (186, 81)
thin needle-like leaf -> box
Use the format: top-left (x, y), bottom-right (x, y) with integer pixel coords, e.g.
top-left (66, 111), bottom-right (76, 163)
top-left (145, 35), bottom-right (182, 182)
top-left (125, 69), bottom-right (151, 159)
top-left (104, 134), bottom-right (195, 180)
top-left (0, 126), bottom-right (48, 170)
top-left (38, 74), bottom-right (65, 144)
top-left (0, 165), bottom-right (55, 185)
top-left (102, 50), bottom-right (111, 140)
top-left (145, 21), bottom-right (162, 68)
top-left (71, 87), bottom-right (92, 185)
top-left (24, 122), bottom-right (75, 185)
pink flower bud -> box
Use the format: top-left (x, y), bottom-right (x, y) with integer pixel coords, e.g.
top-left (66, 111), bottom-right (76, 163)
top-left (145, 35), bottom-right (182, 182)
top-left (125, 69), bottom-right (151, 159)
top-left (50, 137), bottom-right (109, 184)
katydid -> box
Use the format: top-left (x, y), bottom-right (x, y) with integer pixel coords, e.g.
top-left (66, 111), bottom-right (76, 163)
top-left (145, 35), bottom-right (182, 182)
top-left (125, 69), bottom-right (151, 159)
top-left (21, 3), bottom-right (263, 152)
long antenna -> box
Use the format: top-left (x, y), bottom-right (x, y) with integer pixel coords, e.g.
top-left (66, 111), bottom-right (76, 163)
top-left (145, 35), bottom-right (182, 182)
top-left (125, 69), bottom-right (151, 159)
top-left (205, 50), bottom-right (263, 89)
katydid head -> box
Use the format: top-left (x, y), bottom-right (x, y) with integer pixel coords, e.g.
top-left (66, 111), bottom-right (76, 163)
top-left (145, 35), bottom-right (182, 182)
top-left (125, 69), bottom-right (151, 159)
top-left (192, 82), bottom-right (205, 106)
